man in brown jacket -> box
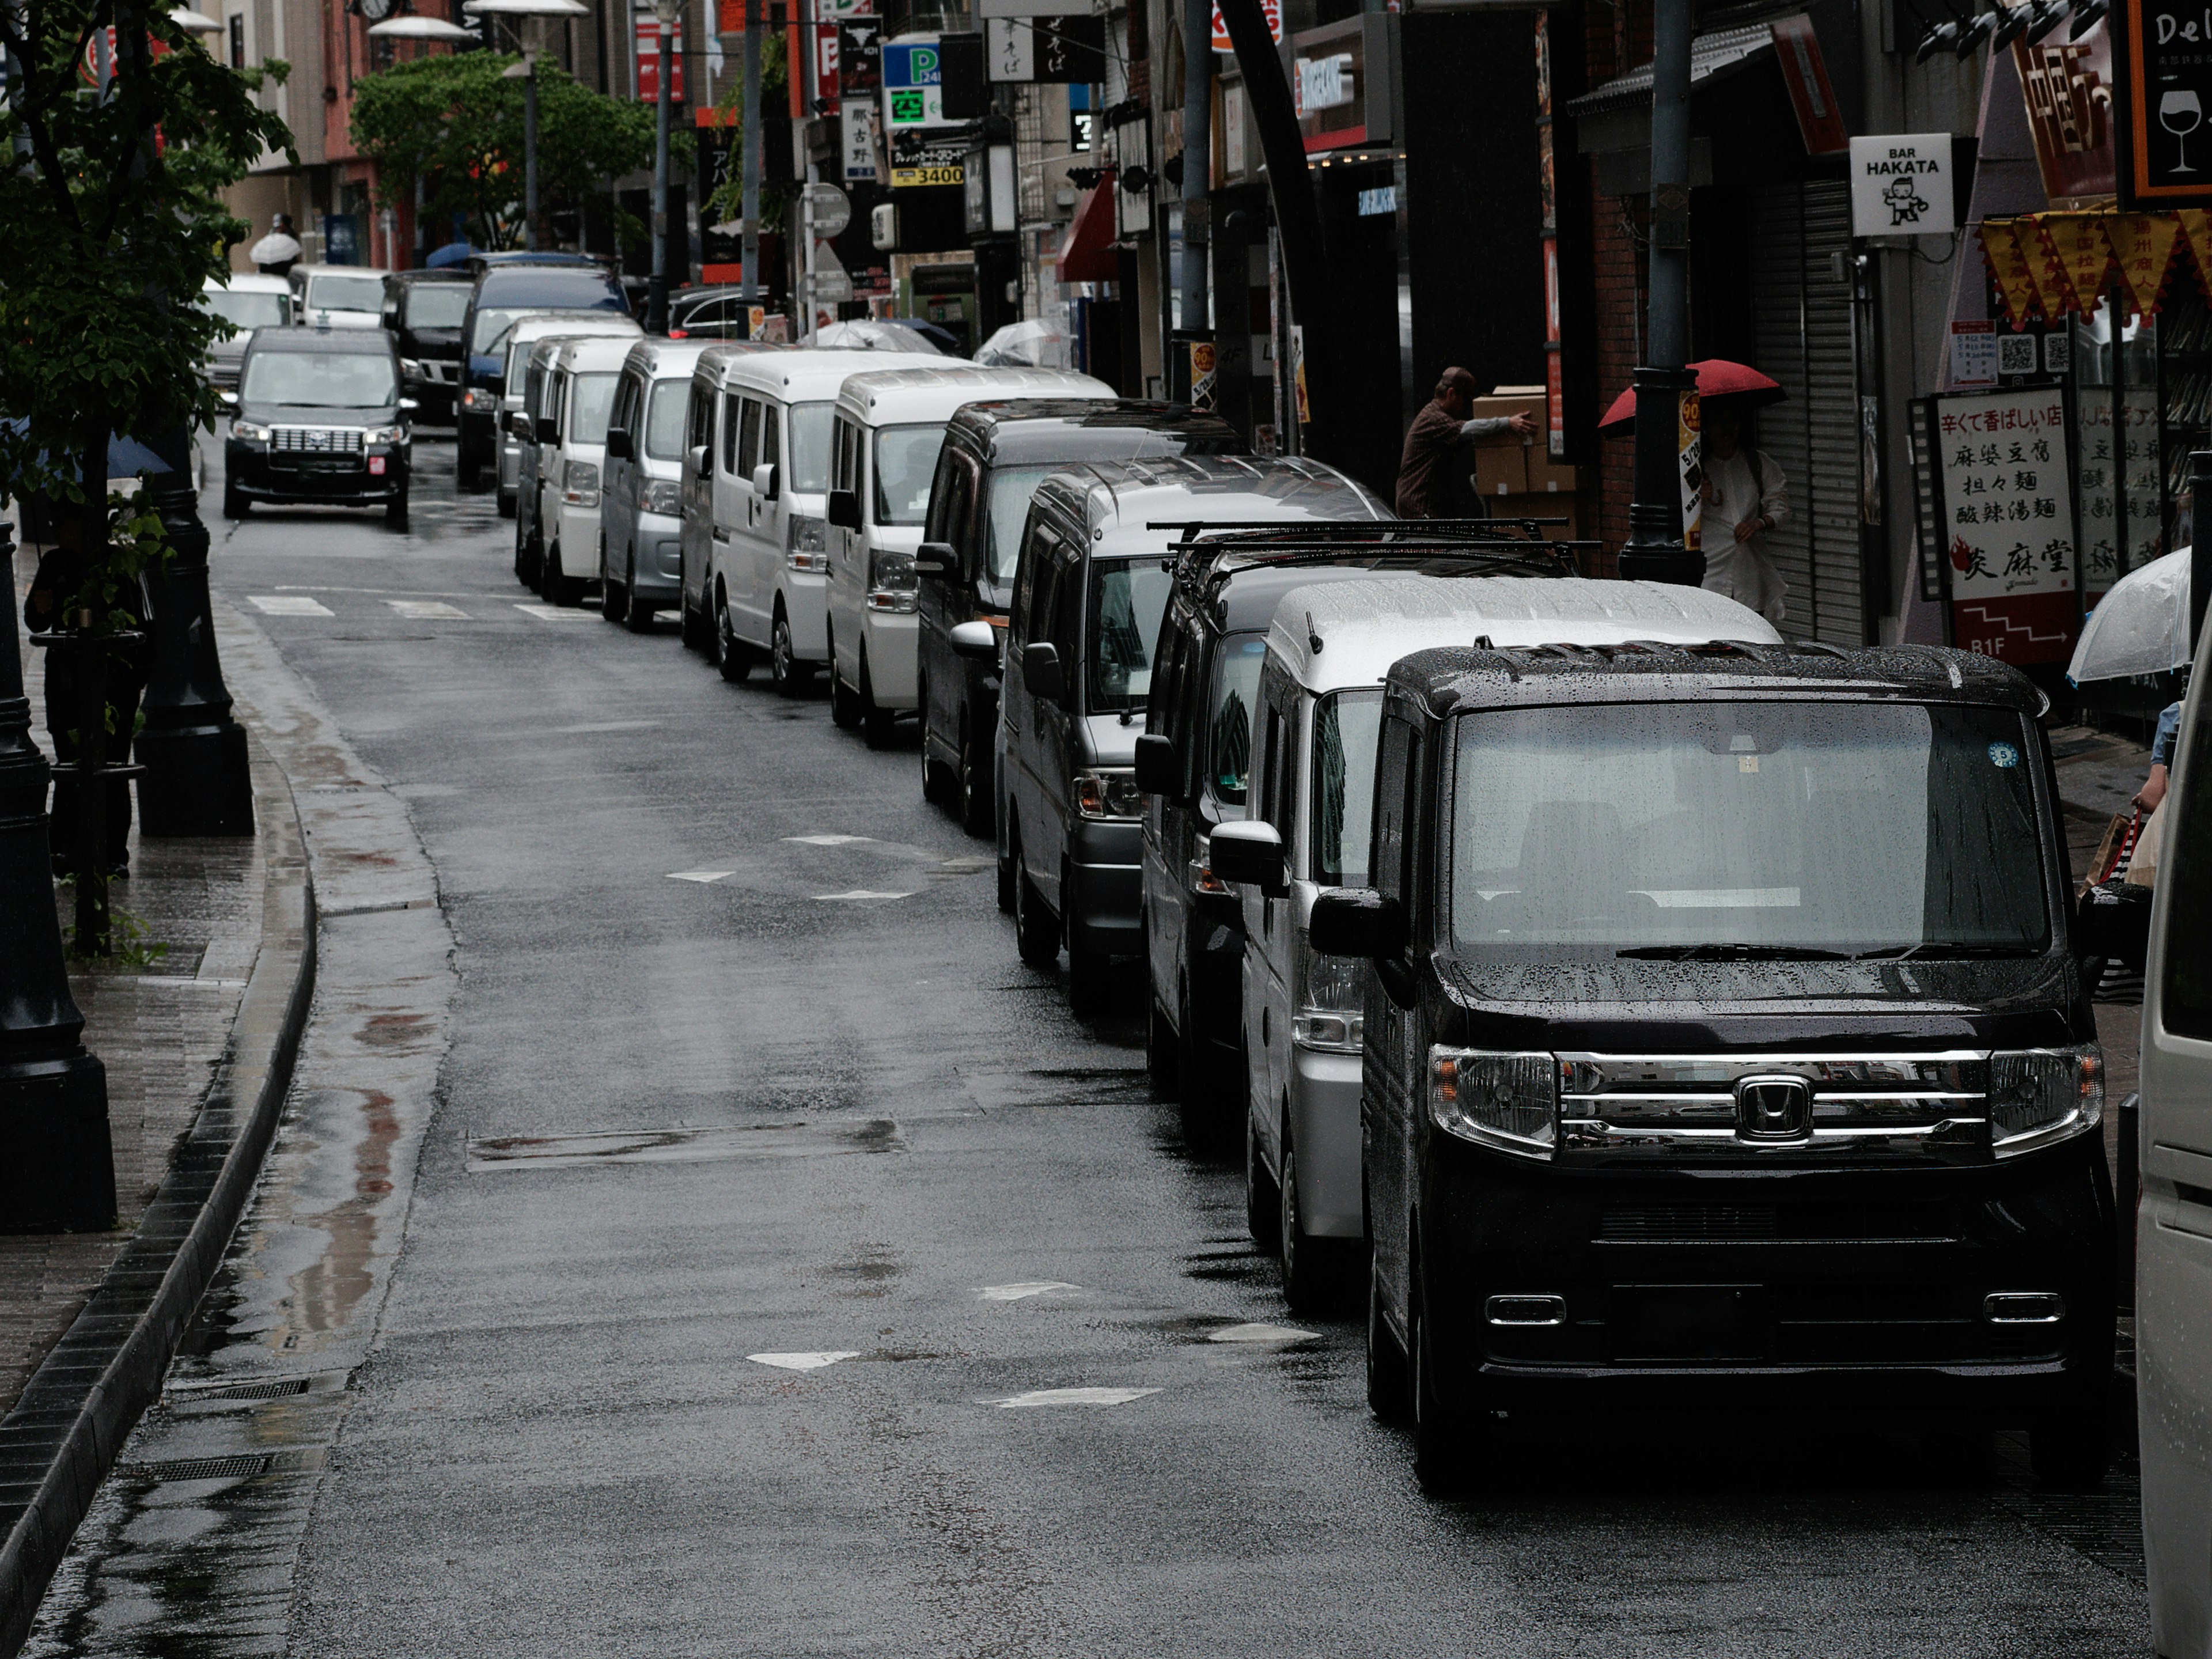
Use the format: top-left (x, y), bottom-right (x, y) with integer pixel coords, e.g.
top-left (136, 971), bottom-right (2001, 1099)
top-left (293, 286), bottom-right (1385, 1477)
top-left (1395, 367), bottom-right (1535, 518)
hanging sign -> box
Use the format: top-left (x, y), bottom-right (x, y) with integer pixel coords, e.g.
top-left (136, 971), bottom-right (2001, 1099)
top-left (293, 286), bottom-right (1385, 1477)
top-left (1770, 15), bottom-right (1849, 157)
top-left (634, 10), bottom-right (685, 103)
top-left (1847, 134), bottom-right (1955, 236)
top-left (1210, 0), bottom-right (1281, 51)
top-left (839, 16), bottom-right (881, 94)
top-left (2116, 0), bottom-right (2212, 204)
top-left (842, 100), bottom-right (880, 180)
top-left (1931, 389), bottom-right (2080, 664)
top-left (984, 16), bottom-right (1104, 81)
top-left (2014, 28), bottom-right (2116, 204)
top-left (883, 36), bottom-right (949, 127)
top-left (888, 130), bottom-right (964, 186)
top-left (2107, 210), bottom-right (2183, 313)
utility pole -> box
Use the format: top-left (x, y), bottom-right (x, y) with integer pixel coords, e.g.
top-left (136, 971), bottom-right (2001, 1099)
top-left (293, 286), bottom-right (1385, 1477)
top-left (647, 0), bottom-right (679, 331)
top-left (1176, 0), bottom-right (1210, 399)
top-left (741, 0), bottom-right (761, 315)
top-left (1617, 0), bottom-right (1703, 585)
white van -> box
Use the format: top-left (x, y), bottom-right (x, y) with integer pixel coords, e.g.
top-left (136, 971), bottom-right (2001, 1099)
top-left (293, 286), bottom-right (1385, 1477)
top-left (1222, 575), bottom-right (1781, 1310)
top-left (200, 273), bottom-right (293, 386)
top-left (533, 334), bottom-right (636, 606)
top-left (2135, 667), bottom-right (2212, 1653)
top-left (679, 346), bottom-right (938, 687)
top-left (823, 366), bottom-right (1109, 744)
top-left (495, 311), bottom-right (642, 517)
top-left (287, 264), bottom-right (389, 330)
top-left (600, 337), bottom-right (714, 631)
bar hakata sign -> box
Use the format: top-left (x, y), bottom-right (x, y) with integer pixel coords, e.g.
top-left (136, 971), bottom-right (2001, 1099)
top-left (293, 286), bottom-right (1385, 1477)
top-left (1933, 389), bottom-right (2079, 664)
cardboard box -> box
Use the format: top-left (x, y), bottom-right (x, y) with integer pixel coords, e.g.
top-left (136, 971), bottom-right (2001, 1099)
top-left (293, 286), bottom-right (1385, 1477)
top-left (1525, 456), bottom-right (1580, 494)
top-left (1469, 385), bottom-right (1545, 427)
top-left (1473, 444), bottom-right (1527, 498)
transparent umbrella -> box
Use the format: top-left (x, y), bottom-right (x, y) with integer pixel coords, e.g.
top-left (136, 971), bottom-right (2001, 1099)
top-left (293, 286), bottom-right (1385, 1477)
top-left (2067, 548), bottom-right (2194, 684)
top-left (806, 320), bottom-right (946, 355)
top-left (975, 319), bottom-right (1069, 369)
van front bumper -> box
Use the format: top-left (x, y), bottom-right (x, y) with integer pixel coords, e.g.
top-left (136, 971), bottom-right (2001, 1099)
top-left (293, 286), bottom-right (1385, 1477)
top-left (1067, 819), bottom-right (1142, 959)
top-left (1289, 1048), bottom-right (1365, 1240)
top-left (861, 611), bottom-right (918, 708)
top-left (1418, 1134), bottom-right (2114, 1417)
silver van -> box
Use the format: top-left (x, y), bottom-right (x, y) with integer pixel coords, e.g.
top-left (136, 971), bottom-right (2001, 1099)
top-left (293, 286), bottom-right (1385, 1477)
top-left (1224, 575), bottom-right (1779, 1310)
top-left (494, 311), bottom-right (641, 518)
top-left (600, 338), bottom-right (714, 630)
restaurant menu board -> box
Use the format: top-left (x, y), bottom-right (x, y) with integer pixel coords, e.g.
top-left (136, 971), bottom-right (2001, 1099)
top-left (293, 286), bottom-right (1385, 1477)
top-left (1933, 389), bottom-right (2081, 664)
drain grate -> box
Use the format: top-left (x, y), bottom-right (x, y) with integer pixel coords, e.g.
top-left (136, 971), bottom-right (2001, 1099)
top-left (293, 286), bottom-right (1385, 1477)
top-left (164, 1370), bottom-right (350, 1402)
top-left (122, 1446), bottom-right (327, 1484)
top-left (174, 1377), bottom-right (310, 1402)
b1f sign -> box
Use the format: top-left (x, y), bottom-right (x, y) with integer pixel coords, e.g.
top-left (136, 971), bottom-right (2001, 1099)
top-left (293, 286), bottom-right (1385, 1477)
top-left (1848, 134), bottom-right (1955, 236)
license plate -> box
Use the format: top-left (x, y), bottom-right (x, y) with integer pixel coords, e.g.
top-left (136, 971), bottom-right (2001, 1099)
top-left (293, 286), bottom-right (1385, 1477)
top-left (368, 455), bottom-right (387, 476)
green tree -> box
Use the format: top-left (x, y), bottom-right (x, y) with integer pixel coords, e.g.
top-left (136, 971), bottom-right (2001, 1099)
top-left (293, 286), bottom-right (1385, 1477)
top-left (350, 52), bottom-right (671, 251)
top-left (704, 31), bottom-right (786, 236)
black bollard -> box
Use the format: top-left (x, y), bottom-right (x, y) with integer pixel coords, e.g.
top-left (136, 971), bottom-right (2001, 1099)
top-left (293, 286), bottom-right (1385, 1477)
top-left (134, 468), bottom-right (252, 836)
top-left (0, 517), bottom-right (116, 1233)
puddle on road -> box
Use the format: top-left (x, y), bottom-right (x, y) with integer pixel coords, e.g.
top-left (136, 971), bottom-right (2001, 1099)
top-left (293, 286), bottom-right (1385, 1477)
top-left (465, 1117), bottom-right (903, 1172)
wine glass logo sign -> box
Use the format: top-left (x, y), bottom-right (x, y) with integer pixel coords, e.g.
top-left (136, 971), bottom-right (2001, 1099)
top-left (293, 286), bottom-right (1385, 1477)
top-left (2163, 88), bottom-right (2204, 172)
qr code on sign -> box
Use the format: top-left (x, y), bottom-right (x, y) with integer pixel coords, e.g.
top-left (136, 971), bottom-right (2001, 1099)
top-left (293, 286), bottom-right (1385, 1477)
top-left (1998, 333), bottom-right (2039, 376)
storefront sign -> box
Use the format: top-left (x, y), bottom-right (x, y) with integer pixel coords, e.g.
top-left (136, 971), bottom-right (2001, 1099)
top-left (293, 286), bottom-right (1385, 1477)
top-left (2016, 28), bottom-right (2116, 204)
top-left (839, 17), bottom-right (881, 95)
top-left (888, 131), bottom-right (964, 187)
top-left (634, 10), bottom-right (684, 103)
top-left (1289, 16), bottom-right (1392, 153)
top-left (1211, 0), bottom-right (1281, 51)
top-left (1932, 389), bottom-right (2080, 664)
top-left (1770, 15), bottom-right (1848, 157)
top-left (1950, 320), bottom-right (1998, 387)
top-left (984, 16), bottom-right (1104, 82)
top-left (1847, 134), bottom-right (1954, 236)
top-left (2118, 0), bottom-right (2212, 203)
top-left (883, 36), bottom-right (953, 128)
top-left (842, 100), bottom-right (879, 181)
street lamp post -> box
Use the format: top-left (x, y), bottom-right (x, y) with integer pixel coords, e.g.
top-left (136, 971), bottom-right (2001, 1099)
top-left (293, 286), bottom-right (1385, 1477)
top-left (1618, 0), bottom-right (1703, 586)
top-left (463, 0), bottom-right (588, 252)
top-left (646, 0), bottom-right (680, 333)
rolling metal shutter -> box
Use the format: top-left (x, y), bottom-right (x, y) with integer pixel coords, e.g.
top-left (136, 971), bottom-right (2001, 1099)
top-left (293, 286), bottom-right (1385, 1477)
top-left (1750, 181), bottom-right (1863, 644)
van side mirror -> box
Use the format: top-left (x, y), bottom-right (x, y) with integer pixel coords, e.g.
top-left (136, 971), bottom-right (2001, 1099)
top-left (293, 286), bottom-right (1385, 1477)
top-left (1021, 641), bottom-right (1065, 702)
top-left (752, 461), bottom-right (779, 499)
top-left (605, 427), bottom-right (634, 460)
top-left (218, 390), bottom-right (239, 407)
top-left (1134, 733), bottom-right (1182, 801)
top-left (535, 416), bottom-right (559, 445)
top-left (1208, 821), bottom-right (1286, 897)
top-left (1309, 888), bottom-right (1407, 961)
top-left (689, 444), bottom-right (709, 478)
top-left (914, 541), bottom-right (959, 580)
top-left (827, 488), bottom-right (862, 531)
top-left (949, 619), bottom-right (999, 661)
top-left (507, 410), bottom-right (532, 440)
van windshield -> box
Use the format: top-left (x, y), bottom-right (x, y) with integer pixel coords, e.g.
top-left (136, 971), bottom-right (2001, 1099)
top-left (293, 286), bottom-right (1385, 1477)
top-left (787, 402), bottom-right (835, 492)
top-left (405, 285), bottom-right (471, 328)
top-left (305, 271), bottom-right (384, 314)
top-left (985, 466), bottom-right (1058, 581)
top-left (645, 380), bottom-right (690, 460)
top-left (1449, 700), bottom-right (2052, 962)
top-left (1313, 690), bottom-right (1384, 885)
top-left (1207, 632), bottom-right (1267, 807)
top-left (567, 373), bottom-right (618, 444)
top-left (1086, 557), bottom-right (1173, 713)
top-left (204, 289), bottom-right (289, 330)
top-left (875, 423), bottom-right (947, 524)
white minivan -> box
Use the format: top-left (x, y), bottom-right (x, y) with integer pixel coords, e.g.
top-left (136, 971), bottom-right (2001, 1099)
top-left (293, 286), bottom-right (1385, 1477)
top-left (534, 334), bottom-right (635, 607)
top-left (823, 366), bottom-right (1109, 745)
top-left (679, 346), bottom-right (938, 688)
top-left (600, 337), bottom-right (714, 631)
top-left (2135, 666), bottom-right (2212, 1656)
top-left (1218, 574), bottom-right (1781, 1310)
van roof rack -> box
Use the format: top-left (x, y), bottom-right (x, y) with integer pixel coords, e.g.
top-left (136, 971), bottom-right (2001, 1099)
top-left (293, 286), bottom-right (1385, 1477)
top-left (1147, 520), bottom-right (1593, 590)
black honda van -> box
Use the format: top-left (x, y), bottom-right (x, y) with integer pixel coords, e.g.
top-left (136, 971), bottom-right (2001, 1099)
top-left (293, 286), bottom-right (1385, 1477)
top-left (1308, 641), bottom-right (2113, 1495)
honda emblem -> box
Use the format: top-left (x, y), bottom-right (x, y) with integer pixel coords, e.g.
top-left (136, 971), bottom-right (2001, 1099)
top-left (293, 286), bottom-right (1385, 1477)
top-left (1735, 1075), bottom-right (1812, 1142)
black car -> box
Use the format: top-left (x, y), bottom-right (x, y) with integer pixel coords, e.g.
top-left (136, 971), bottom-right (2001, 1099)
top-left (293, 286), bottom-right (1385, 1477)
top-left (383, 270), bottom-right (473, 421)
top-left (221, 327), bottom-right (414, 524)
top-left (458, 260), bottom-right (628, 486)
top-left (1298, 642), bottom-right (2114, 1494)
top-left (913, 400), bottom-right (1243, 836)
top-left (667, 284), bottom-right (755, 339)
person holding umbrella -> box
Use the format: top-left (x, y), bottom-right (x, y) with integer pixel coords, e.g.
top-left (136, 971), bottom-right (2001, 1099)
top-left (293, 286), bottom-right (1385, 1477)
top-left (249, 213), bottom-right (302, 277)
top-left (1699, 401), bottom-right (1790, 626)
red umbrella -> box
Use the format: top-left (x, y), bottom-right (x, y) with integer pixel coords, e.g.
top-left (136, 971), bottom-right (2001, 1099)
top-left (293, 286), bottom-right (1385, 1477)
top-left (1598, 359), bottom-right (1786, 430)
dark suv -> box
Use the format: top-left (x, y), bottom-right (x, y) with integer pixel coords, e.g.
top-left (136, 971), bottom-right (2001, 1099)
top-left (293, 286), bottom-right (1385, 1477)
top-left (913, 399), bottom-right (1241, 835)
top-left (383, 270), bottom-right (473, 421)
top-left (1305, 642), bottom-right (2113, 1494)
top-left (221, 326), bottom-right (414, 525)
top-left (457, 260), bottom-right (628, 486)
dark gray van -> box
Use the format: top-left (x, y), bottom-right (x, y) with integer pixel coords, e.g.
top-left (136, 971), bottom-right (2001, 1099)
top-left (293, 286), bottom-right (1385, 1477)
top-left (1305, 641), bottom-right (2113, 1496)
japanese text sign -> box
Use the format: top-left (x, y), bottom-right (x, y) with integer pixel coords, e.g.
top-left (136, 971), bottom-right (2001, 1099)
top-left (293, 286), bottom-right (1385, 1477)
top-left (1934, 389), bottom-right (2080, 663)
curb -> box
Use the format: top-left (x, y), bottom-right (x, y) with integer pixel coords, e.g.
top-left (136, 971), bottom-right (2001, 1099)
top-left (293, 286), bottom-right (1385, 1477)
top-left (0, 734), bottom-right (316, 1658)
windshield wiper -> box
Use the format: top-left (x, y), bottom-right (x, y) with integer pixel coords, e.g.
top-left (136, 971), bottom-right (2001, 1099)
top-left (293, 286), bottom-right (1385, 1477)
top-left (1617, 943), bottom-right (1851, 961)
top-left (1851, 942), bottom-right (2040, 961)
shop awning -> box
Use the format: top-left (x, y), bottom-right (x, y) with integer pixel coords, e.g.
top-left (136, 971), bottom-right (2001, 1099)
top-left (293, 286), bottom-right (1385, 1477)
top-left (1980, 210), bottom-right (2212, 327)
top-left (1056, 175), bottom-right (1120, 285)
top-left (1565, 22), bottom-right (1777, 127)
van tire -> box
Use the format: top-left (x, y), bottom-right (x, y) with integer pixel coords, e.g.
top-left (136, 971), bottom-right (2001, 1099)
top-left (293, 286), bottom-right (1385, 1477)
top-left (599, 544), bottom-right (626, 625)
top-left (828, 630), bottom-right (863, 729)
top-left (1245, 1116), bottom-right (1281, 1250)
top-left (1411, 1251), bottom-right (1480, 1495)
top-left (1012, 829), bottom-right (1059, 969)
top-left (771, 609), bottom-right (812, 695)
top-left (959, 718), bottom-right (994, 838)
top-left (384, 485), bottom-right (408, 529)
top-left (1278, 1120), bottom-right (1335, 1316)
top-left (623, 551), bottom-right (656, 634)
top-left (860, 651), bottom-right (896, 749)
top-left (222, 484), bottom-right (248, 520)
top-left (2030, 1396), bottom-right (2112, 1490)
top-left (714, 585), bottom-right (752, 681)
top-left (1066, 939), bottom-right (1111, 1016)
top-left (920, 687), bottom-right (951, 803)
top-left (1146, 996), bottom-right (1179, 1097)
top-left (1176, 987), bottom-right (1233, 1153)
top-left (542, 543), bottom-right (579, 607)
top-left (1366, 1250), bottom-right (1412, 1425)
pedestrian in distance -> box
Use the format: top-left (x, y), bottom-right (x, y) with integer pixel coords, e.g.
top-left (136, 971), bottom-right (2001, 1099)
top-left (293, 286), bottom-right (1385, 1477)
top-left (1698, 401), bottom-right (1790, 627)
top-left (250, 213), bottom-right (302, 278)
top-left (1394, 366), bottom-right (1537, 519)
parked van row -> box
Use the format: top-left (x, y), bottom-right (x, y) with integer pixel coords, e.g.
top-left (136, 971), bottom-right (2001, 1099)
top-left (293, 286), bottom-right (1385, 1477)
top-left (438, 329), bottom-right (2131, 1513)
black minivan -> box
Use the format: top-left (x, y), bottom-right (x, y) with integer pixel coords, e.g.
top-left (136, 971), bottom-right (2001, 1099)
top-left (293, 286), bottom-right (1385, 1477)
top-left (1296, 641), bottom-right (2113, 1494)
top-left (383, 270), bottom-right (473, 421)
top-left (457, 259), bottom-right (628, 486)
top-left (221, 327), bottom-right (414, 525)
top-left (913, 399), bottom-right (1241, 836)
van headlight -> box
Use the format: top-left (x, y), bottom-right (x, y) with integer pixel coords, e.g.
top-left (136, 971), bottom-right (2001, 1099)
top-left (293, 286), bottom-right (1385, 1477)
top-left (1074, 768), bottom-right (1143, 820)
top-left (462, 387), bottom-right (497, 411)
top-left (1431, 1048), bottom-right (1556, 1158)
top-left (641, 478), bottom-right (683, 516)
top-left (562, 461), bottom-right (600, 508)
top-left (1989, 1044), bottom-right (2103, 1156)
top-left (230, 420), bottom-right (271, 442)
top-left (363, 424), bottom-right (404, 445)
top-left (1293, 941), bottom-right (1364, 1053)
top-left (867, 546), bottom-right (916, 609)
top-left (787, 514), bottom-right (829, 572)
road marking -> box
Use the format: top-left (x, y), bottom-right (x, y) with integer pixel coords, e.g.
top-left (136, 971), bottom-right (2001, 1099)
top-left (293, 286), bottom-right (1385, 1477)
top-left (992, 1387), bottom-right (1160, 1409)
top-left (666, 870), bottom-right (734, 883)
top-left (248, 595), bottom-right (334, 616)
top-left (935, 857), bottom-right (994, 872)
top-left (812, 889), bottom-right (913, 902)
top-left (1209, 1323), bottom-right (1319, 1345)
top-left (785, 834), bottom-right (876, 847)
top-left (979, 1281), bottom-right (1079, 1301)
top-left (465, 1119), bottom-right (900, 1172)
top-left (384, 600), bottom-right (469, 620)
top-left (748, 1351), bottom-right (861, 1372)
top-left (556, 719), bottom-right (660, 734)
top-left (515, 603), bottom-right (590, 622)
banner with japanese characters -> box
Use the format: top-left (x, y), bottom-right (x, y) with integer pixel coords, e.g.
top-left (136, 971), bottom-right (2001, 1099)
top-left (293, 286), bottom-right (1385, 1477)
top-left (1934, 388), bottom-right (2080, 665)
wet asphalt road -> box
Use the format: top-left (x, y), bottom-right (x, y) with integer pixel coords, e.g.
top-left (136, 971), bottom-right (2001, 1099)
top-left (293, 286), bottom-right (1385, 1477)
top-left (29, 433), bottom-right (2159, 1657)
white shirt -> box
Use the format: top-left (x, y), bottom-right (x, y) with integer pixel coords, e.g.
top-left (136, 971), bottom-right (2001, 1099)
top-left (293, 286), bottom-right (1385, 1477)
top-left (1698, 446), bottom-right (1790, 626)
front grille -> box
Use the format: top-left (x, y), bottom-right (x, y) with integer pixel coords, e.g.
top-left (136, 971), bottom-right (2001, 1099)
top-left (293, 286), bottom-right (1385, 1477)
top-left (272, 426), bottom-right (365, 454)
top-left (1598, 1202), bottom-right (1955, 1243)
top-left (418, 360), bottom-right (458, 384)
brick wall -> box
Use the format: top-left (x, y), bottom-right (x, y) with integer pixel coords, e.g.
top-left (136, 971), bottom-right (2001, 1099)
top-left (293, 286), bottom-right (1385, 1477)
top-left (1577, 0), bottom-right (1653, 572)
